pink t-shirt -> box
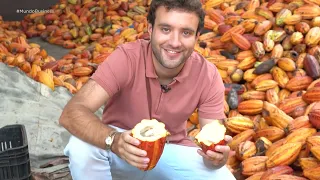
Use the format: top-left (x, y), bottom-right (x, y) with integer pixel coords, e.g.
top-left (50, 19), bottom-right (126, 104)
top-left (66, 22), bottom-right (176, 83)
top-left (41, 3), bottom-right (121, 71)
top-left (91, 39), bottom-right (225, 147)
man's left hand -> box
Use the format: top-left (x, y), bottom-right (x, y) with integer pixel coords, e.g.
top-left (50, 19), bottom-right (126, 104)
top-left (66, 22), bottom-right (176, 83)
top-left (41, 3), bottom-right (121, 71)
top-left (197, 135), bottom-right (232, 169)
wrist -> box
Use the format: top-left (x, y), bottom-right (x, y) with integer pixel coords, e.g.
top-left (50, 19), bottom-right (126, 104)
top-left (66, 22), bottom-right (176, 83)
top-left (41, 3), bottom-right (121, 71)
top-left (203, 157), bottom-right (225, 170)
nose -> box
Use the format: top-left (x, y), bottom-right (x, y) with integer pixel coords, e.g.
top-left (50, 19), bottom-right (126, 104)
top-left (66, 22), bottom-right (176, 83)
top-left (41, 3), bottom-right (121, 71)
top-left (168, 31), bottom-right (182, 48)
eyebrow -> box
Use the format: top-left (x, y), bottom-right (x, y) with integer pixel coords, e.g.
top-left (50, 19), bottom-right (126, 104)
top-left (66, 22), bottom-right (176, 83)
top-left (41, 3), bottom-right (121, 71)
top-left (157, 23), bottom-right (196, 33)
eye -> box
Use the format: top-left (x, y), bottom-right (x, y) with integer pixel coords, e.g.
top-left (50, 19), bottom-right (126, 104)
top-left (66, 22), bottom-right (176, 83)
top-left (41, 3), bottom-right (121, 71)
top-left (183, 31), bottom-right (191, 36)
top-left (161, 27), bottom-right (170, 33)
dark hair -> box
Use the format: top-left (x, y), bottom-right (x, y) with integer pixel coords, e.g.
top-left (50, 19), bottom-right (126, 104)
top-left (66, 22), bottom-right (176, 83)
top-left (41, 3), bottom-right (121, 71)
top-left (147, 0), bottom-right (205, 34)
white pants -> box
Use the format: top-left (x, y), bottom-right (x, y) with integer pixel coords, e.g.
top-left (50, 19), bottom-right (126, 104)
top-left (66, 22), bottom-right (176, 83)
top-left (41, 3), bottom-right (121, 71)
top-left (64, 127), bottom-right (236, 180)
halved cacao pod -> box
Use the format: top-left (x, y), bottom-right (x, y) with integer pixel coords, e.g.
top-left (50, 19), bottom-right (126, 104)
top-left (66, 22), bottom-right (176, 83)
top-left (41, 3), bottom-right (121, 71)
top-left (195, 120), bottom-right (226, 153)
top-left (131, 119), bottom-right (170, 171)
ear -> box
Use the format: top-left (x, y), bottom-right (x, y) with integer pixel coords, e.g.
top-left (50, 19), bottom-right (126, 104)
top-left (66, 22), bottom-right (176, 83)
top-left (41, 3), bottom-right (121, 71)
top-left (147, 23), bottom-right (153, 35)
top-left (195, 31), bottom-right (200, 41)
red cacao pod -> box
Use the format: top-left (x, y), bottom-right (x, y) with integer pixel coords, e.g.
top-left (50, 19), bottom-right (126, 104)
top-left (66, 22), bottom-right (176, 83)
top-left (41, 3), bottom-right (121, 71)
top-left (195, 120), bottom-right (226, 153)
top-left (307, 102), bottom-right (320, 129)
top-left (309, 109), bottom-right (320, 129)
top-left (131, 119), bottom-right (170, 171)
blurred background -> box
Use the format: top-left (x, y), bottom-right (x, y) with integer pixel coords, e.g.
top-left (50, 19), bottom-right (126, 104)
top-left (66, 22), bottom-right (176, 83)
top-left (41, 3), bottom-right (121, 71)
top-left (0, 0), bottom-right (59, 21)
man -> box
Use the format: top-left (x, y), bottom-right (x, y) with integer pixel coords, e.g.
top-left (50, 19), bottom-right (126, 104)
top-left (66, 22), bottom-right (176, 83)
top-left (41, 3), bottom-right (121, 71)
top-left (60, 0), bottom-right (236, 179)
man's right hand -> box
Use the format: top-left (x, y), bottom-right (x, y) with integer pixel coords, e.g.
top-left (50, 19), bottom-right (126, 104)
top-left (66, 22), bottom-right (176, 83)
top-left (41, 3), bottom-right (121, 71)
top-left (111, 131), bottom-right (150, 169)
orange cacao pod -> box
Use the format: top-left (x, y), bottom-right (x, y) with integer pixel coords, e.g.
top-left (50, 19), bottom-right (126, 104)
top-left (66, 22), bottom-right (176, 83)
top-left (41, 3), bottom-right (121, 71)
top-left (241, 90), bottom-right (266, 101)
top-left (224, 116), bottom-right (255, 134)
top-left (237, 99), bottom-right (263, 115)
top-left (229, 129), bottom-right (255, 150)
top-left (266, 142), bottom-right (302, 168)
top-left (72, 67), bottom-right (93, 76)
top-left (241, 156), bottom-right (268, 176)
top-left (262, 101), bottom-right (293, 130)
top-left (299, 157), bottom-right (320, 170)
top-left (286, 116), bottom-right (313, 134)
top-left (236, 140), bottom-right (257, 160)
top-left (311, 146), bottom-right (320, 161)
top-left (266, 138), bottom-right (286, 157)
top-left (254, 126), bottom-right (285, 142)
top-left (277, 96), bottom-right (308, 114)
top-left (285, 76), bottom-right (313, 92)
top-left (220, 25), bottom-right (245, 42)
top-left (303, 166), bottom-right (320, 180)
top-left (284, 128), bottom-right (317, 145)
top-left (251, 73), bottom-right (273, 88)
top-left (231, 33), bottom-right (251, 50)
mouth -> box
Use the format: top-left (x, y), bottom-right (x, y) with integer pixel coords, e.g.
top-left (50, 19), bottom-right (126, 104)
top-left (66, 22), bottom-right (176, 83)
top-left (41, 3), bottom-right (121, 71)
top-left (165, 49), bottom-right (179, 54)
top-left (163, 48), bottom-right (182, 59)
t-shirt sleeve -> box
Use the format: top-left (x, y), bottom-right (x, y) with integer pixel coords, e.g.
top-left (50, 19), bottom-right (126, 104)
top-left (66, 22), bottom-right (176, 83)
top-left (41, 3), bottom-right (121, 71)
top-left (91, 46), bottom-right (133, 97)
top-left (198, 67), bottom-right (226, 120)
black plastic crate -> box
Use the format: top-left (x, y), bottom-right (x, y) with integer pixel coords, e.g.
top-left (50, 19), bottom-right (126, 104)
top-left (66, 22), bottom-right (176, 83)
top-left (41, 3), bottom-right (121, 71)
top-left (0, 124), bottom-right (31, 180)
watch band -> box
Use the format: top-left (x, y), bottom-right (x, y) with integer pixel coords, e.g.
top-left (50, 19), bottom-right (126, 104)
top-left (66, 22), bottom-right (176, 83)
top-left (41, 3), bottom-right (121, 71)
top-left (110, 131), bottom-right (118, 141)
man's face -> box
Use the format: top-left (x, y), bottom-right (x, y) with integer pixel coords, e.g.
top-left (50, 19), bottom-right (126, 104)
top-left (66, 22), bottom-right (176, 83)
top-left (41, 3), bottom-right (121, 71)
top-left (148, 6), bottom-right (199, 70)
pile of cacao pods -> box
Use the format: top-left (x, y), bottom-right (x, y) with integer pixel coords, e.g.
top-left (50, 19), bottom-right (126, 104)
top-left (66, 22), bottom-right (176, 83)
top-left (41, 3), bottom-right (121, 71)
top-left (186, 0), bottom-right (320, 179)
top-left (0, 0), bottom-right (154, 93)
top-left (21, 0), bottom-right (151, 48)
top-left (2, 0), bottom-right (320, 179)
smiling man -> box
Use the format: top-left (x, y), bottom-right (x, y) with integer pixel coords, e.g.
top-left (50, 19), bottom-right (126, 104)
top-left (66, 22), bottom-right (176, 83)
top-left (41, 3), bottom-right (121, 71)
top-left (60, 0), bottom-right (236, 179)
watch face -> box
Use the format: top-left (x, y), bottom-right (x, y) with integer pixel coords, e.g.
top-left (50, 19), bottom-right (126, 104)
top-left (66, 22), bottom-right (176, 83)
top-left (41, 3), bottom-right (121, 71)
top-left (106, 137), bottom-right (112, 145)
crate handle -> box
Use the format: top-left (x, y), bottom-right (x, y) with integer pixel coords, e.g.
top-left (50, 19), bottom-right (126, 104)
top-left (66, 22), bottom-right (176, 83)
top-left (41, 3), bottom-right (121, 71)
top-left (0, 141), bottom-right (12, 152)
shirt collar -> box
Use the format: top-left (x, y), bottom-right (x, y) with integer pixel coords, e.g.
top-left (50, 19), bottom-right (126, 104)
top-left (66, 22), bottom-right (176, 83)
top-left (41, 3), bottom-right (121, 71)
top-left (145, 42), bottom-right (193, 83)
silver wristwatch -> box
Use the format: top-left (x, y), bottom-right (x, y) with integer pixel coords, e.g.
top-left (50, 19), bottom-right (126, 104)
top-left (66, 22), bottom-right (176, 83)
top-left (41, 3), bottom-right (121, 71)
top-left (105, 131), bottom-right (118, 151)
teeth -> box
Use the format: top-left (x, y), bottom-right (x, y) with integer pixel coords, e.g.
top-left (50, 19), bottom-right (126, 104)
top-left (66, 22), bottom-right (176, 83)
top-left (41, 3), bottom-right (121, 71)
top-left (167, 50), bottom-right (177, 54)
